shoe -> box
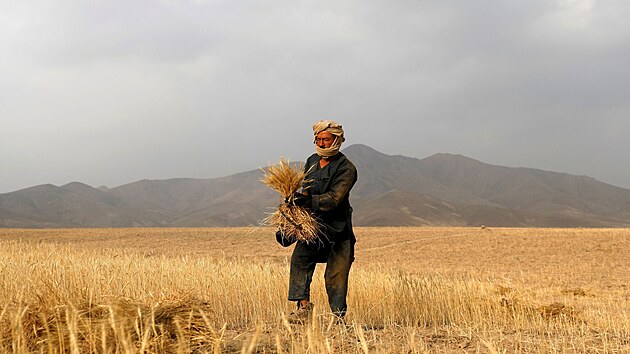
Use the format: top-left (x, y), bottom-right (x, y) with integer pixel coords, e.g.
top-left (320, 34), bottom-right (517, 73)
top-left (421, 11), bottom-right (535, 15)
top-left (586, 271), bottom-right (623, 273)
top-left (287, 302), bottom-right (314, 324)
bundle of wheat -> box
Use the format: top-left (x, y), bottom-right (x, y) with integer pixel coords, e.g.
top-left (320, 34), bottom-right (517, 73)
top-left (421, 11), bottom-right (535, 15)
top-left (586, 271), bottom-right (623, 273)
top-left (261, 158), bottom-right (319, 243)
top-left (261, 158), bottom-right (306, 199)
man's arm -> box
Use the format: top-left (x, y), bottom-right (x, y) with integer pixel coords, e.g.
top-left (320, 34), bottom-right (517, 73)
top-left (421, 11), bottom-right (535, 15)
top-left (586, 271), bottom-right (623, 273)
top-left (311, 162), bottom-right (357, 212)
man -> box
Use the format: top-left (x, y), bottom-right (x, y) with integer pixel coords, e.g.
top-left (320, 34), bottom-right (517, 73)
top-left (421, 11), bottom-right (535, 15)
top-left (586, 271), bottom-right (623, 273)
top-left (279, 120), bottom-right (358, 323)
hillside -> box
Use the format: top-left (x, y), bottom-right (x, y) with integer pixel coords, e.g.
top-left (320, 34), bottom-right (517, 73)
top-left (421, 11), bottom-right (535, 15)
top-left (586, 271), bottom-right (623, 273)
top-left (2, 144), bottom-right (630, 227)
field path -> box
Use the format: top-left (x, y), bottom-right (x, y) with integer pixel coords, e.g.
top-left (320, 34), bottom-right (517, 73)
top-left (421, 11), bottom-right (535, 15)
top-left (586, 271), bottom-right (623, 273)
top-left (359, 231), bottom-right (470, 252)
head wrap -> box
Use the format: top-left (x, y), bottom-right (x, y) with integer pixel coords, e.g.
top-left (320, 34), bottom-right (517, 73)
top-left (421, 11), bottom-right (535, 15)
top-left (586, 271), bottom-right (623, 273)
top-left (313, 120), bottom-right (345, 158)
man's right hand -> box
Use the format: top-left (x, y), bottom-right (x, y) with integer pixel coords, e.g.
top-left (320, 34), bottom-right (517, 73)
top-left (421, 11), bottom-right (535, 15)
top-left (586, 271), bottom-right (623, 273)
top-left (292, 192), bottom-right (311, 209)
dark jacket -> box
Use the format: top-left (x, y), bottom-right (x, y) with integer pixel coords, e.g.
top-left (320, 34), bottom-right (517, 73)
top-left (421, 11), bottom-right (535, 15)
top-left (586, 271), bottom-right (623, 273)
top-left (303, 152), bottom-right (357, 242)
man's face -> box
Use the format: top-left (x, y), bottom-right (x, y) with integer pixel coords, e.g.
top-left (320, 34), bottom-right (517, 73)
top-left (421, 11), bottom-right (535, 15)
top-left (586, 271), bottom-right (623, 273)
top-left (315, 131), bottom-right (335, 149)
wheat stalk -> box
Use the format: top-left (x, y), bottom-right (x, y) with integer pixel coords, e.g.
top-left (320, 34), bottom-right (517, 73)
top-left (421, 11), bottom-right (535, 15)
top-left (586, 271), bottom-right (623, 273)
top-left (261, 158), bottom-right (306, 200)
top-left (261, 158), bottom-right (319, 243)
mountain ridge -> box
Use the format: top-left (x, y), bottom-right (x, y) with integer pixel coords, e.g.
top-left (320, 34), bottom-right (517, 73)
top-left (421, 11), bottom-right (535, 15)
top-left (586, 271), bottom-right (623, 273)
top-left (2, 144), bottom-right (630, 228)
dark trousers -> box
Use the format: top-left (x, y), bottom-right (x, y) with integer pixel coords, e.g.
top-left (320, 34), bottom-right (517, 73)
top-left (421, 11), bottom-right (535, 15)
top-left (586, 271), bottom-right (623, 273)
top-left (288, 238), bottom-right (355, 316)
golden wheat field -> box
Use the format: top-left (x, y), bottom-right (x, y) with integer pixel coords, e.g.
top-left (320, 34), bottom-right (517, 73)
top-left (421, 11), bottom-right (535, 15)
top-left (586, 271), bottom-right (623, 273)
top-left (1, 227), bottom-right (629, 353)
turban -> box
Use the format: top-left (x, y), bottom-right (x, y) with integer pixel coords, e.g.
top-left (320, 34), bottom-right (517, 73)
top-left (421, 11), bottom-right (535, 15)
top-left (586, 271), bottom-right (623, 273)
top-left (313, 120), bottom-right (345, 158)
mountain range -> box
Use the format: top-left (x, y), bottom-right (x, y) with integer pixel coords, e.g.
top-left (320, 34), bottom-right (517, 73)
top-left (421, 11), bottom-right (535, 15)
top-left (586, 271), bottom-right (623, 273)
top-left (2, 144), bottom-right (630, 228)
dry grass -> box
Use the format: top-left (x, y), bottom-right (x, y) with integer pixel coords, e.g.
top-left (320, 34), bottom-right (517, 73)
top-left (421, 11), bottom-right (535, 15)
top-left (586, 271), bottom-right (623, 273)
top-left (261, 159), bottom-right (319, 243)
top-left (1, 227), bottom-right (630, 352)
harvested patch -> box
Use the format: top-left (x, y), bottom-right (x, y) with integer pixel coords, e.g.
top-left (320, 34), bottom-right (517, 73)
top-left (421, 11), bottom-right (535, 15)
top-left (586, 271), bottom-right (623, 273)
top-left (561, 288), bottom-right (589, 297)
top-left (539, 302), bottom-right (580, 321)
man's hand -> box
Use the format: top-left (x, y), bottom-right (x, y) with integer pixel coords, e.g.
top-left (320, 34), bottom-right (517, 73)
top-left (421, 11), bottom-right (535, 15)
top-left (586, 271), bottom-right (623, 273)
top-left (292, 192), bottom-right (311, 209)
top-left (275, 230), bottom-right (296, 247)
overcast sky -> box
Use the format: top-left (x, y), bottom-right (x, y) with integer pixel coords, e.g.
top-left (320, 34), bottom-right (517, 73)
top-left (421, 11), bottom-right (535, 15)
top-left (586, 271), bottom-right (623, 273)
top-left (2, 0), bottom-right (630, 193)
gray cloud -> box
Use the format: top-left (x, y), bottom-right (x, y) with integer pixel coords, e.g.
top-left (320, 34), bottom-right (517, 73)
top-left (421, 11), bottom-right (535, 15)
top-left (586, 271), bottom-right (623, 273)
top-left (2, 0), bottom-right (630, 192)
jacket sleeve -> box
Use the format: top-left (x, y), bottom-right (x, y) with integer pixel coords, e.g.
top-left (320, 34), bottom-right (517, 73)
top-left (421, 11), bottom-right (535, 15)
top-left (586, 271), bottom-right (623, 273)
top-left (311, 161), bottom-right (357, 212)
top-left (276, 230), bottom-right (296, 247)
